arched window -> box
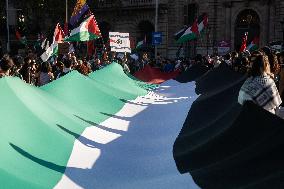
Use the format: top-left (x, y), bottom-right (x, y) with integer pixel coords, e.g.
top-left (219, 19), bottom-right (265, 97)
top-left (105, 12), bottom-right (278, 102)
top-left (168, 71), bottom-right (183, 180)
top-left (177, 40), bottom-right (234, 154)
top-left (137, 20), bottom-right (154, 45)
top-left (235, 9), bottom-right (260, 50)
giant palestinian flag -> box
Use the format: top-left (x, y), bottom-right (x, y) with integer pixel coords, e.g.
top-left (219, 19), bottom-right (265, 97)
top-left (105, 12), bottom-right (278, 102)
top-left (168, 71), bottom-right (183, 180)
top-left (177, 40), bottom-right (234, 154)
top-left (0, 63), bottom-right (201, 189)
top-left (173, 63), bottom-right (284, 189)
top-left (3, 58), bottom-right (283, 189)
top-left (64, 15), bottom-right (101, 42)
top-left (134, 65), bottom-right (180, 84)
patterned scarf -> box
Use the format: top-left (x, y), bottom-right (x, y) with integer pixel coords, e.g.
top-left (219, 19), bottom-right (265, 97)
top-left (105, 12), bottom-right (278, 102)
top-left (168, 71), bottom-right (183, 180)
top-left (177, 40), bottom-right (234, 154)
top-left (240, 74), bottom-right (282, 112)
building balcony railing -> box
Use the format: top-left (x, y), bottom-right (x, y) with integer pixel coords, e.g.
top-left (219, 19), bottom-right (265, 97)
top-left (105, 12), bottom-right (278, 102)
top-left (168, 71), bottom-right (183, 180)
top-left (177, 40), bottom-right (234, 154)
top-left (95, 0), bottom-right (168, 9)
top-left (129, 0), bottom-right (154, 6)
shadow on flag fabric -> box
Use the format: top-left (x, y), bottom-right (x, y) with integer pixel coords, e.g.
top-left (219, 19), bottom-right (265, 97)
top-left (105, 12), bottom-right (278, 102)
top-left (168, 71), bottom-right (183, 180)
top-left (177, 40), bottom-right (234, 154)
top-left (41, 24), bottom-right (65, 62)
top-left (70, 0), bottom-right (90, 26)
top-left (64, 15), bottom-right (101, 42)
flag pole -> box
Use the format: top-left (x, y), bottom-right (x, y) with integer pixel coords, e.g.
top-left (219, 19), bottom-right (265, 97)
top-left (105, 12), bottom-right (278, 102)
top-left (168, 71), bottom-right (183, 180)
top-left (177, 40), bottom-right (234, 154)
top-left (65, 0), bottom-right (68, 23)
top-left (6, 0), bottom-right (10, 52)
top-left (154, 0), bottom-right (158, 59)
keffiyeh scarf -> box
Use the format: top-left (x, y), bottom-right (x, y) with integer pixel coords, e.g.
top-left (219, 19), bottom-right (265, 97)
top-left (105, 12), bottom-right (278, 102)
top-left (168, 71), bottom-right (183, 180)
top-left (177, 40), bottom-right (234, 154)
top-left (240, 75), bottom-right (282, 112)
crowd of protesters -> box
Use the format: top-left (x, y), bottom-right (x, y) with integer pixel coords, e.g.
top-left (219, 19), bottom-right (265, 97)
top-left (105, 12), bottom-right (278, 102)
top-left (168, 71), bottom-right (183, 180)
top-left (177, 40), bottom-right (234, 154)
top-left (0, 48), bottom-right (190, 87)
top-left (196, 47), bottom-right (284, 116)
top-left (1, 45), bottom-right (284, 116)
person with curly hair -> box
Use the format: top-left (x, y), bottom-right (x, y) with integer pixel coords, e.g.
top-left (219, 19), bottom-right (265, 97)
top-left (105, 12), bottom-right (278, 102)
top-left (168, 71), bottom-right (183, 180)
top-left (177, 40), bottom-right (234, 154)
top-left (238, 51), bottom-right (282, 114)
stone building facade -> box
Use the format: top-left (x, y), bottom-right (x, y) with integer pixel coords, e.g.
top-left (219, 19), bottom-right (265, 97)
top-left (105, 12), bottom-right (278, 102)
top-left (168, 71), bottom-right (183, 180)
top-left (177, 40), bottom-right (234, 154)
top-left (94, 0), bottom-right (284, 58)
top-left (1, 0), bottom-right (284, 57)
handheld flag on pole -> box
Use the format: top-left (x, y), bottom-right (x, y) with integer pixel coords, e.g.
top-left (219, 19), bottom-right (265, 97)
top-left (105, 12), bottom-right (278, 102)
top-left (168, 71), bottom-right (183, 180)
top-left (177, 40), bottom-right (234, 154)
top-left (15, 30), bottom-right (27, 45)
top-left (70, 0), bottom-right (90, 26)
top-left (135, 35), bottom-right (147, 49)
top-left (240, 32), bottom-right (248, 52)
top-left (198, 13), bottom-right (208, 33)
top-left (177, 18), bottom-right (199, 43)
top-left (246, 36), bottom-right (259, 52)
top-left (64, 22), bottom-right (69, 36)
top-left (65, 15), bottom-right (101, 42)
top-left (174, 27), bottom-right (187, 41)
top-left (176, 13), bottom-right (208, 43)
top-left (41, 24), bottom-right (65, 62)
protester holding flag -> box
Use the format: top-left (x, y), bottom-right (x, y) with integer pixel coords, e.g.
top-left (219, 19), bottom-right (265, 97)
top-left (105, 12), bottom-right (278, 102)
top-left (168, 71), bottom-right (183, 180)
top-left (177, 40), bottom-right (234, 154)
top-left (239, 32), bottom-right (248, 52)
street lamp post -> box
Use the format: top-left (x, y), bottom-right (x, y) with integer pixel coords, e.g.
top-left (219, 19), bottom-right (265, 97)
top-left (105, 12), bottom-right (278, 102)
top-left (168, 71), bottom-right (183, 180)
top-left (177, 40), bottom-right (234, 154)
top-left (155, 0), bottom-right (158, 59)
top-left (206, 27), bottom-right (211, 55)
top-left (281, 18), bottom-right (284, 49)
top-left (66, 0), bottom-right (68, 23)
top-left (6, 0), bottom-right (10, 52)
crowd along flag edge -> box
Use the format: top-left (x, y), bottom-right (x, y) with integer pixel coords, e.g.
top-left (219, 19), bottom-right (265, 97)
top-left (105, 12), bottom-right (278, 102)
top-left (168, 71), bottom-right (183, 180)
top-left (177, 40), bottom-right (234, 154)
top-left (64, 15), bottom-right (101, 42)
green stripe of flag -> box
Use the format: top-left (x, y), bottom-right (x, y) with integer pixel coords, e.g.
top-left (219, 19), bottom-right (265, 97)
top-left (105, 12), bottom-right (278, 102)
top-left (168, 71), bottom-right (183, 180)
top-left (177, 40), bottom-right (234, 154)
top-left (0, 63), bottom-right (154, 188)
top-left (64, 31), bottom-right (100, 42)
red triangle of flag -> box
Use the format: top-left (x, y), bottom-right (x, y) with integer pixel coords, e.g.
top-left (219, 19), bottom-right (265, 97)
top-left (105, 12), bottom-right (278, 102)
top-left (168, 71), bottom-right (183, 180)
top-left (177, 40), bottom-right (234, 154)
top-left (191, 19), bottom-right (199, 34)
top-left (16, 30), bottom-right (22, 40)
top-left (85, 15), bottom-right (101, 36)
top-left (54, 24), bottom-right (65, 43)
top-left (203, 14), bottom-right (208, 27)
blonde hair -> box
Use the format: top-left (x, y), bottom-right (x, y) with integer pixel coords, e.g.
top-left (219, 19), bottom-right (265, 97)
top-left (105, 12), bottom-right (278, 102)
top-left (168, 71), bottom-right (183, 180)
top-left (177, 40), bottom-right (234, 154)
top-left (249, 52), bottom-right (272, 77)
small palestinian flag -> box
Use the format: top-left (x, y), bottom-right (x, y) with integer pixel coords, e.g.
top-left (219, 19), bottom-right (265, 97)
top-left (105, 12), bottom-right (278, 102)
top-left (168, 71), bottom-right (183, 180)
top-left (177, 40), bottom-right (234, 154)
top-left (64, 15), bottom-right (101, 42)
top-left (15, 30), bottom-right (27, 45)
